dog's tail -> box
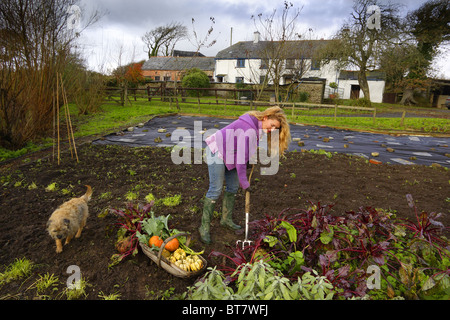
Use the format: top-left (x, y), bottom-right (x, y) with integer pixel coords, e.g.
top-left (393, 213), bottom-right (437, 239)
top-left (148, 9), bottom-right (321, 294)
top-left (82, 185), bottom-right (93, 202)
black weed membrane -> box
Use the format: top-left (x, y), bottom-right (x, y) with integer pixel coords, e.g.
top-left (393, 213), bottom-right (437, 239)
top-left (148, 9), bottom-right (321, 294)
top-left (93, 115), bottom-right (450, 167)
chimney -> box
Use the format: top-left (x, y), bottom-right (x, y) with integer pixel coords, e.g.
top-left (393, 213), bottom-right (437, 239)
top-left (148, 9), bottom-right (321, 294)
top-left (253, 31), bottom-right (260, 44)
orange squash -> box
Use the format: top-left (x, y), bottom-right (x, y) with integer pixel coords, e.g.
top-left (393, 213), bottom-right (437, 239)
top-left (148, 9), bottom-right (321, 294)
top-left (165, 238), bottom-right (179, 252)
top-left (149, 235), bottom-right (163, 248)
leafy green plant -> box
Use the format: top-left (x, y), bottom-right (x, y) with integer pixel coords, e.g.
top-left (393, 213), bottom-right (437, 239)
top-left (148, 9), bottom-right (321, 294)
top-left (27, 182), bottom-right (38, 190)
top-left (0, 258), bottom-right (34, 285)
top-left (306, 149), bottom-right (334, 158)
top-left (61, 277), bottom-right (89, 300)
top-left (136, 212), bottom-right (172, 245)
top-left (147, 287), bottom-right (176, 300)
top-left (144, 193), bottom-right (182, 207)
top-left (99, 191), bottom-right (112, 200)
top-left (161, 194), bottom-right (182, 207)
top-left (98, 291), bottom-right (121, 300)
top-left (145, 193), bottom-right (156, 203)
top-left (45, 182), bottom-right (58, 192)
top-left (125, 191), bottom-right (139, 201)
top-left (186, 260), bottom-right (335, 300)
top-left (31, 273), bottom-right (59, 299)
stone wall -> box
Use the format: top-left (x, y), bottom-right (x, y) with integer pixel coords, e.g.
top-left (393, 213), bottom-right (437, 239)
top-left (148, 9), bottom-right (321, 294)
top-left (142, 80), bottom-right (325, 103)
top-left (293, 81), bottom-right (326, 104)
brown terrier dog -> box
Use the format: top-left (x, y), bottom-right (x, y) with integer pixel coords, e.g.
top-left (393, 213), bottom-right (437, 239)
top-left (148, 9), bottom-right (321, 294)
top-left (47, 185), bottom-right (93, 253)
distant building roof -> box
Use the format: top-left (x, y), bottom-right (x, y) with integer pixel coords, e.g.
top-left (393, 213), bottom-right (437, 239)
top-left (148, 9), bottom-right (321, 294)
top-left (216, 40), bottom-right (332, 60)
top-left (173, 50), bottom-right (205, 57)
top-left (142, 56), bottom-right (215, 71)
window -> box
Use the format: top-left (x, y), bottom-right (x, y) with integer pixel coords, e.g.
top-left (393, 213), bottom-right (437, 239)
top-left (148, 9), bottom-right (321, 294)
top-left (311, 59), bottom-right (321, 71)
top-left (237, 58), bottom-right (245, 68)
top-left (285, 59), bottom-right (295, 69)
top-left (164, 76), bottom-right (171, 81)
top-left (259, 75), bottom-right (267, 84)
top-left (235, 77), bottom-right (244, 83)
top-left (260, 59), bottom-right (269, 69)
top-left (154, 76), bottom-right (160, 81)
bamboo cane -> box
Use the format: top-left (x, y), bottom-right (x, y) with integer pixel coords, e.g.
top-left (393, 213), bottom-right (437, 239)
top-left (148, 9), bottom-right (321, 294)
top-left (60, 73), bottom-right (78, 163)
top-left (52, 89), bottom-right (56, 162)
top-left (59, 74), bottom-right (73, 158)
top-left (56, 74), bottom-right (60, 165)
top-left (63, 85), bottom-right (73, 159)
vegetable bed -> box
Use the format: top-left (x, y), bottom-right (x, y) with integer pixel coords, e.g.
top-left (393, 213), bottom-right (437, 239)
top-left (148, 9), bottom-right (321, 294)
top-left (0, 144), bottom-right (448, 300)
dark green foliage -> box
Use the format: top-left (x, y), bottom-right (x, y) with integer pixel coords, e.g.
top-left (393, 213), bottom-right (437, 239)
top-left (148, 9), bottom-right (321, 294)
top-left (181, 68), bottom-right (210, 96)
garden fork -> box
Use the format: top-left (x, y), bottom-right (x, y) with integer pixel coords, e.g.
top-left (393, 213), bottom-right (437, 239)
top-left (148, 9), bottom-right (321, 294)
top-left (236, 165), bottom-right (255, 250)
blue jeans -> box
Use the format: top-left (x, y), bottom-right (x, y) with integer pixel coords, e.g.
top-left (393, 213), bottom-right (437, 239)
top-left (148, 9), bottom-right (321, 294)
top-left (205, 146), bottom-right (239, 200)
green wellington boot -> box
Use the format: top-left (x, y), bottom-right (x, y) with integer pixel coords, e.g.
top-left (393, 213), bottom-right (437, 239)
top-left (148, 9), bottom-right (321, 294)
top-left (199, 197), bottom-right (216, 244)
top-left (220, 192), bottom-right (242, 230)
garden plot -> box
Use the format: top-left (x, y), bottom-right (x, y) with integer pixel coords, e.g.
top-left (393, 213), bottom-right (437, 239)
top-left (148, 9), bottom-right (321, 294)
top-left (0, 140), bottom-right (449, 300)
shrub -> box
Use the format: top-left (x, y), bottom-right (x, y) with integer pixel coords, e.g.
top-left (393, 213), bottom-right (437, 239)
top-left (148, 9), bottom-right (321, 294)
top-left (298, 91), bottom-right (309, 102)
top-left (181, 68), bottom-right (210, 96)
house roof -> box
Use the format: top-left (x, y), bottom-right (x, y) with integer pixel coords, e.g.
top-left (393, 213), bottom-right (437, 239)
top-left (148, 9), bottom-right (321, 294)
top-left (216, 40), bottom-right (332, 60)
top-left (173, 50), bottom-right (205, 57)
top-left (142, 56), bottom-right (215, 71)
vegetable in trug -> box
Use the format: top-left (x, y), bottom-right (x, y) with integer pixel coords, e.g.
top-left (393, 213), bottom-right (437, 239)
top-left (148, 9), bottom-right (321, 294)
top-left (165, 238), bottom-right (180, 252)
top-left (149, 235), bottom-right (163, 248)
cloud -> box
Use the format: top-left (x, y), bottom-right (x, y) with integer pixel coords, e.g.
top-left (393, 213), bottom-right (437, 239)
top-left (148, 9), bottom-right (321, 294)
top-left (77, 0), bottom-right (450, 79)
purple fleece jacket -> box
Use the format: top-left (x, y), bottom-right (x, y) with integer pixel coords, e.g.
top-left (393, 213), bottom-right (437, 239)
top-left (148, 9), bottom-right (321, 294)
top-left (206, 114), bottom-right (260, 189)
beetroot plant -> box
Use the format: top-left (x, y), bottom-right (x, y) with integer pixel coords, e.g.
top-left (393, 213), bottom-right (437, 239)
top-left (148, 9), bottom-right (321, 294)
top-left (106, 202), bottom-right (154, 267)
top-left (210, 196), bottom-right (450, 299)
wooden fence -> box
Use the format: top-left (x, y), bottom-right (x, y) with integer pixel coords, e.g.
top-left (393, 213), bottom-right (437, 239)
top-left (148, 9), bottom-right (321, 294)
top-left (102, 85), bottom-right (377, 124)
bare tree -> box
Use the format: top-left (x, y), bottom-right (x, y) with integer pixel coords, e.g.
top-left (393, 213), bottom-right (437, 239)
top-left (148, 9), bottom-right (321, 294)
top-left (190, 17), bottom-right (217, 54)
top-left (319, 0), bottom-right (402, 104)
top-left (0, 0), bottom-right (100, 149)
top-left (250, 1), bottom-right (307, 101)
top-left (142, 22), bottom-right (188, 58)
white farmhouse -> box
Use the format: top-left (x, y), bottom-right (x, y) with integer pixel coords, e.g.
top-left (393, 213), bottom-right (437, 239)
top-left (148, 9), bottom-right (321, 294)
top-left (214, 32), bottom-right (385, 103)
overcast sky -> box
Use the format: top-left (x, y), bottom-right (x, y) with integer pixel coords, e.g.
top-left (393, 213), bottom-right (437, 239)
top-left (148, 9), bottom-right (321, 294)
top-left (76, 0), bottom-right (449, 78)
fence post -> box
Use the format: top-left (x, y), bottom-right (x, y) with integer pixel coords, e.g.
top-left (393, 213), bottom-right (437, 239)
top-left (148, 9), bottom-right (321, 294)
top-left (373, 108), bottom-right (376, 125)
top-left (124, 86), bottom-right (128, 106)
top-left (120, 87), bottom-right (124, 106)
top-left (401, 110), bottom-right (406, 127)
top-left (334, 104), bottom-right (338, 121)
top-left (147, 85), bottom-right (152, 102)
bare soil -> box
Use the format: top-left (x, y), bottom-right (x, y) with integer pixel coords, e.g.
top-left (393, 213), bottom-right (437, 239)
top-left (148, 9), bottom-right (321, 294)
top-left (0, 142), bottom-right (449, 300)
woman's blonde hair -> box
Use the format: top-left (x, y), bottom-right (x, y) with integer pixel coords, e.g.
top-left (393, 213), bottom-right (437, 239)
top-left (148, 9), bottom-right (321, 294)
top-left (247, 106), bottom-right (291, 156)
